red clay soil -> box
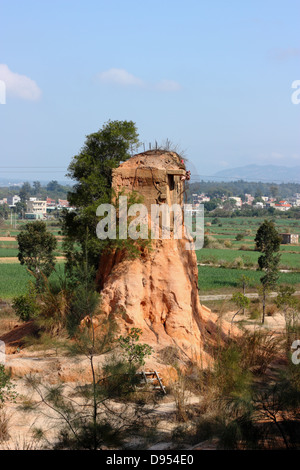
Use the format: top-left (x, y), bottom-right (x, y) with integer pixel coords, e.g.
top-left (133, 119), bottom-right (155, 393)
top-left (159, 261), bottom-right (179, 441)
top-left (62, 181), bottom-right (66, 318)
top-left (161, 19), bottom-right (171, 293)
top-left (0, 321), bottom-right (37, 352)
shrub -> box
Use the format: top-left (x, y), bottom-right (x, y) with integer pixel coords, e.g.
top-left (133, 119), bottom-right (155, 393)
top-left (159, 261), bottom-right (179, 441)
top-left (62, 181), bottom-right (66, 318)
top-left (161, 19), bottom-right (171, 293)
top-left (213, 342), bottom-right (252, 400)
top-left (12, 289), bottom-right (39, 322)
top-left (223, 239), bottom-right (232, 248)
top-left (236, 233), bottom-right (244, 241)
top-left (0, 365), bottom-right (17, 406)
top-left (233, 257), bottom-right (244, 269)
top-left (241, 256), bottom-right (254, 268)
top-left (266, 304), bottom-right (277, 317)
top-left (236, 330), bottom-right (281, 375)
top-left (249, 308), bottom-right (261, 320)
top-left (0, 409), bottom-right (10, 442)
top-left (117, 328), bottom-right (153, 366)
top-left (203, 236), bottom-right (220, 248)
top-left (239, 244), bottom-right (249, 251)
top-left (211, 241), bottom-right (223, 249)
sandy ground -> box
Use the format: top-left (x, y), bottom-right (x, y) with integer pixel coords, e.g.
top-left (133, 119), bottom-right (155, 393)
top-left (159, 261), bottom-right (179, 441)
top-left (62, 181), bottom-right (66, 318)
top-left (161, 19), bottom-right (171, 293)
top-left (222, 310), bottom-right (288, 332)
top-left (0, 366), bottom-right (201, 450)
top-left (0, 307), bottom-right (292, 450)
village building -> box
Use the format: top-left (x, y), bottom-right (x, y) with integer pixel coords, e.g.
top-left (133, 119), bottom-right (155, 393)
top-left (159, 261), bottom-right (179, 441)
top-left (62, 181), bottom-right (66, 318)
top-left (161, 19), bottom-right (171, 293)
top-left (7, 194), bottom-right (21, 207)
top-left (25, 199), bottom-right (47, 219)
top-left (275, 201), bottom-right (292, 211)
top-left (280, 233), bottom-right (299, 244)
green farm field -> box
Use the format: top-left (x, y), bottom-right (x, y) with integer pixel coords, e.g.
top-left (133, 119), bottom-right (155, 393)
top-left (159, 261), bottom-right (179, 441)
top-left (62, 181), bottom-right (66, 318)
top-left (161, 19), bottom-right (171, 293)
top-left (205, 216), bottom-right (300, 239)
top-left (1, 261), bottom-right (299, 299)
top-left (198, 266), bottom-right (300, 294)
top-left (0, 262), bottom-right (66, 299)
top-left (0, 215), bottom-right (299, 298)
top-left (194, 215), bottom-right (300, 293)
top-left (196, 248), bottom-right (300, 270)
top-left (201, 215), bottom-right (300, 267)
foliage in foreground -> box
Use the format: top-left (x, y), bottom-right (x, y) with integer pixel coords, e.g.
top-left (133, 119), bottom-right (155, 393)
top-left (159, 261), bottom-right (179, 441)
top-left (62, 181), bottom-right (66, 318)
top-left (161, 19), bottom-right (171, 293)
top-left (171, 329), bottom-right (300, 450)
top-left (24, 312), bottom-right (160, 449)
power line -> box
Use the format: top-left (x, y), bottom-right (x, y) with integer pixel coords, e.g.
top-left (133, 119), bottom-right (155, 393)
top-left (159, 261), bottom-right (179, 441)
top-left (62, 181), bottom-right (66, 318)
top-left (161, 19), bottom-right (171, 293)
top-left (0, 168), bottom-right (300, 183)
top-left (188, 176), bottom-right (300, 183)
top-left (0, 166), bottom-right (67, 168)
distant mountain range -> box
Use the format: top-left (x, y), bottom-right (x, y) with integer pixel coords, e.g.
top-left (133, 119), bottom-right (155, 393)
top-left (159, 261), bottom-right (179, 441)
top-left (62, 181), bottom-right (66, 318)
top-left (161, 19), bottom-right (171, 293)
top-left (212, 164), bottom-right (300, 183)
top-left (1, 164), bottom-right (299, 186)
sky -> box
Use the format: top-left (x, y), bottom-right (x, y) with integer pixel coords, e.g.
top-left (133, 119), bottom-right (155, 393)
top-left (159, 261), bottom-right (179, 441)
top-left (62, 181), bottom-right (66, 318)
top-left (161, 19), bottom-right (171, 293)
top-left (0, 0), bottom-right (299, 183)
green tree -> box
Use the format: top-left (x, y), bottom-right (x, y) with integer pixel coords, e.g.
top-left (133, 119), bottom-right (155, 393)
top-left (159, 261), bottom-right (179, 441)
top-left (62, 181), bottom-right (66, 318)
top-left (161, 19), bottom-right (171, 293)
top-left (62, 120), bottom-right (140, 273)
top-left (255, 220), bottom-right (281, 324)
top-left (0, 203), bottom-right (9, 220)
top-left (204, 199), bottom-right (219, 212)
top-left (33, 181), bottom-right (42, 196)
top-left (12, 286), bottom-right (39, 321)
top-left (270, 185), bottom-right (279, 199)
top-left (19, 182), bottom-right (32, 202)
top-left (276, 285), bottom-right (299, 351)
top-left (17, 221), bottom-right (57, 289)
top-left (46, 180), bottom-right (60, 192)
top-left (15, 200), bottom-right (26, 218)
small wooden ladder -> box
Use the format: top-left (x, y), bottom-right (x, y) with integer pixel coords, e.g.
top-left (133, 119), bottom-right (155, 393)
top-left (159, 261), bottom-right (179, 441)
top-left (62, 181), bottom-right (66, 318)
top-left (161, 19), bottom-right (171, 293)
top-left (139, 370), bottom-right (167, 394)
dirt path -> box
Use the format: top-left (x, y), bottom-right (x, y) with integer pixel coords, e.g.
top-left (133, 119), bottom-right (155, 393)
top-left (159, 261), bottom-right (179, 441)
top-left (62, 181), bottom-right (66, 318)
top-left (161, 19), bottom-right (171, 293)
top-left (198, 262), bottom-right (300, 274)
top-left (0, 256), bottom-right (65, 263)
top-left (200, 291), bottom-right (300, 301)
top-left (0, 236), bottom-right (64, 241)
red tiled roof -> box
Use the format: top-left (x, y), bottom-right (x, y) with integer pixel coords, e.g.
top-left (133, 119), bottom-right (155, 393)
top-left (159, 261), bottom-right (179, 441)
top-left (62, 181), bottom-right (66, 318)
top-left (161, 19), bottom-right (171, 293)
top-left (58, 199), bottom-right (69, 206)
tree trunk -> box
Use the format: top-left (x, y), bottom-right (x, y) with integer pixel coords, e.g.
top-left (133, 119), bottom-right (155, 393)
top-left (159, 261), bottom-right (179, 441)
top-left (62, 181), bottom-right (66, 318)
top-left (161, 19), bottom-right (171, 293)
top-left (262, 290), bottom-right (266, 324)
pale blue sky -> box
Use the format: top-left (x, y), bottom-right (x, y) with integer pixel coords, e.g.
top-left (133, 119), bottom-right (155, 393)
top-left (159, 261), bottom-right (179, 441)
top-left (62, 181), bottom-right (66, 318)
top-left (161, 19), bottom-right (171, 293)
top-left (0, 0), bottom-right (299, 182)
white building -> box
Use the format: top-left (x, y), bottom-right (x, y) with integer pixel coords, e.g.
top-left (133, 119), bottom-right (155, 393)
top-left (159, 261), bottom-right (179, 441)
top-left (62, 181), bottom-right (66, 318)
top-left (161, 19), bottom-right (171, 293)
top-left (26, 199), bottom-right (47, 215)
top-left (7, 195), bottom-right (21, 207)
top-left (290, 194), bottom-right (300, 207)
top-left (230, 197), bottom-right (242, 207)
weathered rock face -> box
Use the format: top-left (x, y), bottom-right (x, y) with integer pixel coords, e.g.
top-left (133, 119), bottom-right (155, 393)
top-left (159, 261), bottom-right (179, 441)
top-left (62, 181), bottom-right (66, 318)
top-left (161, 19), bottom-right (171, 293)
top-left (97, 238), bottom-right (206, 361)
top-left (95, 151), bottom-right (233, 367)
top-left (97, 236), bottom-right (234, 367)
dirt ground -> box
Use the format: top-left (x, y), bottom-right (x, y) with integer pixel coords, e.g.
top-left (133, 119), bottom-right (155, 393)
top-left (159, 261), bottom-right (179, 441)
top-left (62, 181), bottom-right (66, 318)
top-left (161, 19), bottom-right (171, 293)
top-left (0, 304), bottom-right (294, 450)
